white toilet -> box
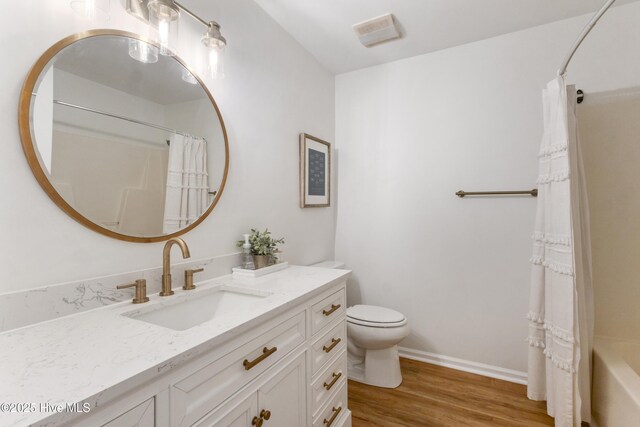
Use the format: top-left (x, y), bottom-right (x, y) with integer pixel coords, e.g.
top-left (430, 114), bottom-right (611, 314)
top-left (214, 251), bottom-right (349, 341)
top-left (346, 305), bottom-right (409, 388)
top-left (311, 260), bottom-right (410, 389)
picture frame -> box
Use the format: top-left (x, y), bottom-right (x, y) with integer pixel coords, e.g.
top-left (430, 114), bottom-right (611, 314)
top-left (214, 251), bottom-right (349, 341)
top-left (300, 133), bottom-right (331, 208)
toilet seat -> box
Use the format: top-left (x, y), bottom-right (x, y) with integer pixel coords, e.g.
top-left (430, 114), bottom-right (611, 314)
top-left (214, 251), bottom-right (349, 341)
top-left (347, 305), bottom-right (407, 328)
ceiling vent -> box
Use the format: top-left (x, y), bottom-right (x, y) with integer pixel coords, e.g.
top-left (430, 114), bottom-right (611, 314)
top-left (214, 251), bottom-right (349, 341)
top-left (353, 13), bottom-right (400, 48)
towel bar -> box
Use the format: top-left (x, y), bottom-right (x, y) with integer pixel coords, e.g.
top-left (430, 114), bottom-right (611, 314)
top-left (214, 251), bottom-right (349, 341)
top-left (456, 189), bottom-right (538, 198)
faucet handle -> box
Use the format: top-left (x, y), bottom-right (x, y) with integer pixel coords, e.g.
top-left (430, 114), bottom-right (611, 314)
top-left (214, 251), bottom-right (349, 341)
top-left (183, 268), bottom-right (204, 290)
top-left (117, 279), bottom-right (150, 304)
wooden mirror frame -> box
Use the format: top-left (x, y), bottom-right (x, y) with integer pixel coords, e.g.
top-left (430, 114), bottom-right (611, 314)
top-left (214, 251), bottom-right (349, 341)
top-left (18, 29), bottom-right (229, 243)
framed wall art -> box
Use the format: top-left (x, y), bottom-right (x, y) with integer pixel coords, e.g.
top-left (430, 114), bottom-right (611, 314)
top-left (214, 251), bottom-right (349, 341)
top-left (300, 133), bottom-right (331, 208)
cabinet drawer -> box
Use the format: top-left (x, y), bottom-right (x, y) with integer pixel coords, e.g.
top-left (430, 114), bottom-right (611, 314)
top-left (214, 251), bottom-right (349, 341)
top-left (311, 350), bottom-right (347, 418)
top-left (311, 289), bottom-right (346, 336)
top-left (171, 311), bottom-right (306, 426)
top-left (313, 382), bottom-right (348, 427)
top-left (311, 320), bottom-right (347, 374)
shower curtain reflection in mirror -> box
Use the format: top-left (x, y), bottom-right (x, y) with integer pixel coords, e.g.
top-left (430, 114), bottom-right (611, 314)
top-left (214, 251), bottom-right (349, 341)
top-left (163, 134), bottom-right (209, 234)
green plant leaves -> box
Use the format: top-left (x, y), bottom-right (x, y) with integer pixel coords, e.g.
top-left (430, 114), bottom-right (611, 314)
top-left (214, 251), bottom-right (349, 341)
top-left (237, 228), bottom-right (285, 257)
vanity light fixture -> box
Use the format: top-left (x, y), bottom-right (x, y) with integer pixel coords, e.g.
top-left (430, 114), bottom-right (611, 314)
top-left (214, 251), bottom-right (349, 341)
top-left (201, 21), bottom-right (226, 78)
top-left (69, 0), bottom-right (110, 21)
top-left (126, 0), bottom-right (227, 78)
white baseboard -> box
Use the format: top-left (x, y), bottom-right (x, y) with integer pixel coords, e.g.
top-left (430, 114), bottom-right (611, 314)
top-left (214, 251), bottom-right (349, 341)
top-left (398, 347), bottom-right (528, 385)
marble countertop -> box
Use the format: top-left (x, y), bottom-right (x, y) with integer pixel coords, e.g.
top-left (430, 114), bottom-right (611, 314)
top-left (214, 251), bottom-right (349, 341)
top-left (0, 266), bottom-right (350, 427)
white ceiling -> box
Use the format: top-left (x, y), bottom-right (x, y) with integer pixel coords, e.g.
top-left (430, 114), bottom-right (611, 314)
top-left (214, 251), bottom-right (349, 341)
top-left (253, 0), bottom-right (639, 75)
top-left (55, 36), bottom-right (207, 105)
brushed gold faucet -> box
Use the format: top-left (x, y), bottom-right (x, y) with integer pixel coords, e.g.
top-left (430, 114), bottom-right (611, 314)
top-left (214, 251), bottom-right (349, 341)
top-left (160, 237), bottom-right (191, 296)
top-left (117, 279), bottom-right (149, 304)
top-left (183, 268), bottom-right (204, 290)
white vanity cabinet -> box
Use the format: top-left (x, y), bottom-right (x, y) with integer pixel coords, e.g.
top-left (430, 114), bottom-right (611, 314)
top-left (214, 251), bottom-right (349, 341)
top-left (102, 398), bottom-right (155, 427)
top-left (65, 280), bottom-right (351, 427)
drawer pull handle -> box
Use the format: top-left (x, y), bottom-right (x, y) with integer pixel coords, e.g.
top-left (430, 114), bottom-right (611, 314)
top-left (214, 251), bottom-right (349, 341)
top-left (260, 409), bottom-right (271, 420)
top-left (243, 346), bottom-right (278, 370)
top-left (322, 304), bottom-right (341, 316)
top-left (252, 416), bottom-right (263, 427)
top-left (323, 372), bottom-right (342, 390)
top-left (323, 406), bottom-right (342, 426)
top-left (323, 338), bottom-right (341, 353)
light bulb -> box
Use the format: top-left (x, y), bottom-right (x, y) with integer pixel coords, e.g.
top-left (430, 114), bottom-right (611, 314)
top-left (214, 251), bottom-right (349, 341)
top-left (128, 39), bottom-right (158, 64)
top-left (207, 47), bottom-right (225, 79)
top-left (196, 46), bottom-right (225, 80)
top-left (158, 19), bottom-right (171, 55)
top-left (70, 0), bottom-right (110, 21)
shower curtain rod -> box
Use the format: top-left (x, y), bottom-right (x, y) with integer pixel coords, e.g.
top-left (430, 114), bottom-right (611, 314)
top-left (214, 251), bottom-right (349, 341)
top-left (53, 99), bottom-right (197, 139)
top-left (557, 0), bottom-right (617, 76)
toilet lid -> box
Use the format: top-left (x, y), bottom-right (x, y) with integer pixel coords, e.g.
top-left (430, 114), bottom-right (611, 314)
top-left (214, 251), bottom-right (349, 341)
top-left (347, 305), bottom-right (406, 325)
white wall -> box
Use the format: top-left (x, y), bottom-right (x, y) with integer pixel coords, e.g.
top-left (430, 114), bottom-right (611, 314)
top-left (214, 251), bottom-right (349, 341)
top-left (579, 88), bottom-right (640, 343)
top-left (52, 69), bottom-right (168, 146)
top-left (334, 2), bottom-right (640, 373)
top-left (0, 0), bottom-right (335, 293)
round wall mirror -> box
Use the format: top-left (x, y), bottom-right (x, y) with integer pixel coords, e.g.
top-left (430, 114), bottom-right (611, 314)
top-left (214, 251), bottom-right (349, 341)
top-left (19, 30), bottom-right (229, 242)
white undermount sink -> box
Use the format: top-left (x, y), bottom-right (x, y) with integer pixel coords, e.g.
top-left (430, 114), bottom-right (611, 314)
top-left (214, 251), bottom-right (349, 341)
top-left (124, 286), bottom-right (271, 331)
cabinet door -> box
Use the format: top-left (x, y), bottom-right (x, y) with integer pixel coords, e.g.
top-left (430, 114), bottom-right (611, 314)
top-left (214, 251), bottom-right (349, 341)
top-left (257, 353), bottom-right (306, 427)
top-left (192, 393), bottom-right (257, 427)
top-left (102, 398), bottom-right (154, 427)
top-left (171, 312), bottom-right (306, 427)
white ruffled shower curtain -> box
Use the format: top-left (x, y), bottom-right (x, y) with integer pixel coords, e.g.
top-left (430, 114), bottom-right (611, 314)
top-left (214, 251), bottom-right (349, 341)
top-left (527, 76), bottom-right (594, 427)
top-left (163, 134), bottom-right (209, 234)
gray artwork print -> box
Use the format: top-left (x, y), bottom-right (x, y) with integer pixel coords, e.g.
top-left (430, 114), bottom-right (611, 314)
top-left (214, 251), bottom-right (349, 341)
top-left (308, 148), bottom-right (325, 196)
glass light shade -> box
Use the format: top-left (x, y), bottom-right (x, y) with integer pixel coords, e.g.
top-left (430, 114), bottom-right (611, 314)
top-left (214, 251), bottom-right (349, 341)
top-left (147, 0), bottom-right (180, 21)
top-left (181, 68), bottom-right (198, 85)
top-left (205, 47), bottom-right (225, 79)
top-left (70, 0), bottom-right (110, 21)
top-left (128, 39), bottom-right (159, 64)
top-left (148, 0), bottom-right (180, 56)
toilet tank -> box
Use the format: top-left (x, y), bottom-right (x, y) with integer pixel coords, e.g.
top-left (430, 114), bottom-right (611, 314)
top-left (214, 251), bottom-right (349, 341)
top-left (311, 260), bottom-right (345, 269)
